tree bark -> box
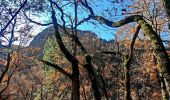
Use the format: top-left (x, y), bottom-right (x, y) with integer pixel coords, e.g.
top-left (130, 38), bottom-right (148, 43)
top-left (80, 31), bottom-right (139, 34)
top-left (63, 27), bottom-right (102, 99)
top-left (49, 1), bottom-right (101, 99)
top-left (90, 15), bottom-right (170, 98)
top-left (124, 25), bottom-right (140, 100)
top-left (161, 0), bottom-right (170, 29)
top-left (83, 55), bottom-right (101, 100)
top-left (71, 62), bottom-right (80, 100)
top-left (0, 54), bottom-right (11, 83)
top-left (50, 8), bottom-right (80, 100)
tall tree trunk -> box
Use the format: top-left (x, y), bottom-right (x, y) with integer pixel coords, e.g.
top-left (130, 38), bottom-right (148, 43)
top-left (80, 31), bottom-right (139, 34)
top-left (60, 1), bottom-right (102, 98)
top-left (83, 55), bottom-right (101, 100)
top-left (160, 73), bottom-right (169, 99)
top-left (99, 74), bottom-right (109, 100)
top-left (90, 15), bottom-right (170, 98)
top-left (50, 8), bottom-right (80, 100)
top-left (50, 2), bottom-right (101, 99)
top-left (124, 55), bottom-right (131, 100)
top-left (72, 63), bottom-right (80, 100)
top-left (137, 18), bottom-right (170, 98)
top-left (124, 25), bottom-right (140, 100)
top-left (70, 35), bottom-right (101, 99)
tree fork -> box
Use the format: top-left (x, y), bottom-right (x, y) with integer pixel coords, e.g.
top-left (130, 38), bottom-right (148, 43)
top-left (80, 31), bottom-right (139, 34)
top-left (91, 15), bottom-right (170, 97)
top-left (123, 25), bottom-right (140, 100)
top-left (50, 5), bottom-right (80, 100)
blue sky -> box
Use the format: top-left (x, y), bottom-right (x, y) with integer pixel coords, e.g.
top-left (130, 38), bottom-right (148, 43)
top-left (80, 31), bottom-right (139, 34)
top-left (36, 0), bottom-right (132, 41)
top-left (32, 0), bottom-right (170, 44)
top-left (5, 0), bottom-right (170, 46)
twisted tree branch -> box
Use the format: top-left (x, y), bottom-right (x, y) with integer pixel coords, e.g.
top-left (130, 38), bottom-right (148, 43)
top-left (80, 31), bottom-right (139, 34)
top-left (40, 60), bottom-right (72, 79)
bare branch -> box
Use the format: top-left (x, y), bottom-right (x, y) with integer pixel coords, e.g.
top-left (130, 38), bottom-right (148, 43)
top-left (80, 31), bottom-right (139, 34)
top-left (90, 15), bottom-right (143, 28)
top-left (0, 0), bottom-right (27, 36)
top-left (23, 12), bottom-right (52, 26)
top-left (49, 0), bottom-right (66, 27)
top-left (0, 54), bottom-right (11, 83)
top-left (161, 0), bottom-right (170, 29)
top-left (79, 0), bottom-right (94, 15)
top-left (50, 7), bottom-right (78, 64)
top-left (39, 60), bottom-right (72, 79)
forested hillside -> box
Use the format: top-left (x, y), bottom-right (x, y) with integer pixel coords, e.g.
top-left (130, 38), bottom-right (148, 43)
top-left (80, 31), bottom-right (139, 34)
top-left (1, 0), bottom-right (170, 100)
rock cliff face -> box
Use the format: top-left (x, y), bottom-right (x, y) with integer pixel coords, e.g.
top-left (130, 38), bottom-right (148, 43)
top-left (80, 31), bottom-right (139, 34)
top-left (29, 26), bottom-right (102, 47)
top-left (29, 26), bottom-right (115, 58)
top-left (29, 26), bottom-right (54, 48)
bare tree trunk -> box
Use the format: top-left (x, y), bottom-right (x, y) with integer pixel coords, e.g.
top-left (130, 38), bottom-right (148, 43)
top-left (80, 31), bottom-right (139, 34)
top-left (71, 62), bottom-right (80, 100)
top-left (83, 55), bottom-right (101, 100)
top-left (124, 53), bottom-right (131, 100)
top-left (50, 7), bottom-right (80, 100)
top-left (90, 15), bottom-right (170, 98)
top-left (124, 25), bottom-right (140, 100)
